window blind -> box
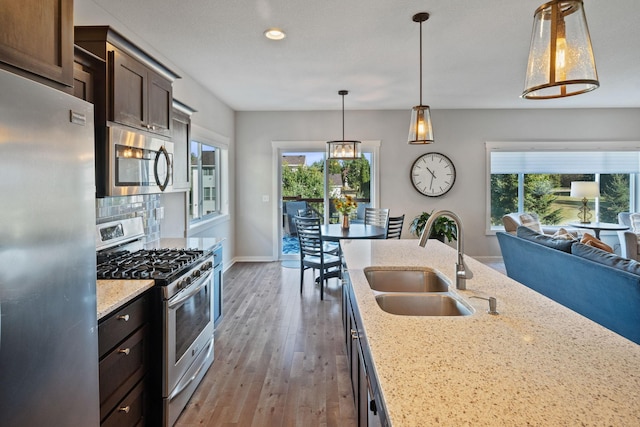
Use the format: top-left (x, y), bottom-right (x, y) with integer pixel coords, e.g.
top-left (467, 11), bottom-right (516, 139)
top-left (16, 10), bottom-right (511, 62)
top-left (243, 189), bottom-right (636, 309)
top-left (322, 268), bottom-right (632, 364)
top-left (490, 151), bottom-right (640, 174)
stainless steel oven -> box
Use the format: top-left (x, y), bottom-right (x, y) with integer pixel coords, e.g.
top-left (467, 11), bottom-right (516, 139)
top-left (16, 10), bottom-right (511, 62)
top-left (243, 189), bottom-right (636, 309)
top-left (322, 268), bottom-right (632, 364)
top-left (162, 259), bottom-right (215, 427)
top-left (97, 124), bottom-right (174, 196)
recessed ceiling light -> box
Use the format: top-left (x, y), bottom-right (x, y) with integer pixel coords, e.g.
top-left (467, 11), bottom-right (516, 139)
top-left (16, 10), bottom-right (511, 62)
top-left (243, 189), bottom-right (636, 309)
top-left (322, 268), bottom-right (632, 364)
top-left (264, 28), bottom-right (286, 40)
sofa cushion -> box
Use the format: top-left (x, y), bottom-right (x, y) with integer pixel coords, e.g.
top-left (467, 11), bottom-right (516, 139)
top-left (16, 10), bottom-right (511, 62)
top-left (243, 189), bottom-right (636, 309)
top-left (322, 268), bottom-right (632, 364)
top-left (552, 227), bottom-right (575, 240)
top-left (571, 242), bottom-right (640, 275)
top-left (580, 233), bottom-right (613, 253)
top-left (516, 226), bottom-right (575, 252)
top-left (519, 213), bottom-right (542, 234)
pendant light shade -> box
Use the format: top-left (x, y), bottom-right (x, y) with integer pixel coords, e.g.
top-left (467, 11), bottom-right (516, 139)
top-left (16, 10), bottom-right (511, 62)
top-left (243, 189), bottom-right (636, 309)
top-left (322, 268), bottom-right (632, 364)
top-left (522, 0), bottom-right (599, 99)
top-left (327, 90), bottom-right (361, 160)
top-left (408, 12), bottom-right (434, 144)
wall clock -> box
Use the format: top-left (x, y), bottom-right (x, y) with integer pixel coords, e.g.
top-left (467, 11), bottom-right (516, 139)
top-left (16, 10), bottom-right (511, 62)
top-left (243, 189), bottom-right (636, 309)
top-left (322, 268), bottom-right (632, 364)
top-left (410, 152), bottom-right (456, 197)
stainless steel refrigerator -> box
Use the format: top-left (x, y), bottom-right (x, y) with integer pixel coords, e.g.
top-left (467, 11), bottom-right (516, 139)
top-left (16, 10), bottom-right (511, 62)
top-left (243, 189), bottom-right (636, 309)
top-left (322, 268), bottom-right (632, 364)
top-left (0, 69), bottom-right (100, 426)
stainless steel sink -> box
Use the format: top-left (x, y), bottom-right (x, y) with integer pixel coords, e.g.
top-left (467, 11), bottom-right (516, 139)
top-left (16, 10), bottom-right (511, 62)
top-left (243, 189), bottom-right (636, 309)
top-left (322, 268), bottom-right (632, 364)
top-left (374, 293), bottom-right (473, 316)
top-left (364, 267), bottom-right (449, 292)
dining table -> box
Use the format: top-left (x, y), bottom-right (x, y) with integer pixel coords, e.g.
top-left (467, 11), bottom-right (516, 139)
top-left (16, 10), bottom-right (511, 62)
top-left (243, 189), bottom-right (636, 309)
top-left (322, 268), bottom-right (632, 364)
top-left (320, 223), bottom-right (387, 241)
top-left (567, 221), bottom-right (629, 239)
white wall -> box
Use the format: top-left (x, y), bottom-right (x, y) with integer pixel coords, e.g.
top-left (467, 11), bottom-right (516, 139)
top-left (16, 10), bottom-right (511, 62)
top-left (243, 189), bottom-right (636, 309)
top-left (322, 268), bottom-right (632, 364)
top-left (236, 108), bottom-right (640, 260)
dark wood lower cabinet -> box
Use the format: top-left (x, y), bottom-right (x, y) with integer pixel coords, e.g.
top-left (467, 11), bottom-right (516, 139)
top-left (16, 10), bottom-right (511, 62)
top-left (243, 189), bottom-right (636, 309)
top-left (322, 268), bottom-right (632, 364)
top-left (98, 291), bottom-right (158, 426)
top-left (342, 273), bottom-right (387, 427)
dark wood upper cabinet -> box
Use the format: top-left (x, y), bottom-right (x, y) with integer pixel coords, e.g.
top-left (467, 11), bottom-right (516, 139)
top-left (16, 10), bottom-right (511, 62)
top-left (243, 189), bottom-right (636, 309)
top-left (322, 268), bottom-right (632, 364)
top-left (0, 0), bottom-right (74, 90)
top-left (171, 100), bottom-right (196, 191)
top-left (75, 26), bottom-right (180, 138)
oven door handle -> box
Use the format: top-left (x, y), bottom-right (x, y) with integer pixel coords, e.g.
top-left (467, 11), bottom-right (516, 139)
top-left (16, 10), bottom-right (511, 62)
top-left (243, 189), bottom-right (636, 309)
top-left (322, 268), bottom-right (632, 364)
top-left (168, 270), bottom-right (212, 309)
top-left (168, 336), bottom-right (214, 400)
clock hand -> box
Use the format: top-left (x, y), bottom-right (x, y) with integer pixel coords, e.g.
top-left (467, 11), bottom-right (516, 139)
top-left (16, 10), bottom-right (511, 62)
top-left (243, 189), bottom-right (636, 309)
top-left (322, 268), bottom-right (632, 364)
top-left (426, 167), bottom-right (436, 179)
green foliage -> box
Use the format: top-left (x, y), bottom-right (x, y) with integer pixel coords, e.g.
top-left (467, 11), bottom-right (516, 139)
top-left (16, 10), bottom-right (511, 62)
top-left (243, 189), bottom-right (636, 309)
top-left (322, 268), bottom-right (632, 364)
top-left (409, 211), bottom-right (458, 242)
top-left (282, 164), bottom-right (324, 198)
top-left (490, 174), bottom-right (519, 225)
top-left (601, 174), bottom-right (630, 223)
top-left (523, 175), bottom-right (563, 224)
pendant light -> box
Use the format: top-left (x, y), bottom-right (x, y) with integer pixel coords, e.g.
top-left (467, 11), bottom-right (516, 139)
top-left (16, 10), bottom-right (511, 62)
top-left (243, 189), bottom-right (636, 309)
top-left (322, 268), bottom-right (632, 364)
top-left (326, 90), bottom-right (362, 160)
top-left (408, 12), bottom-right (434, 144)
top-left (522, 0), bottom-right (599, 99)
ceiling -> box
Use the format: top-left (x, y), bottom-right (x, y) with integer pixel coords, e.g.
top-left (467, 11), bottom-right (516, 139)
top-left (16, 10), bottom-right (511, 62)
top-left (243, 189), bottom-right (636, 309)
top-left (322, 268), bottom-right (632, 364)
top-left (75, 0), bottom-right (640, 111)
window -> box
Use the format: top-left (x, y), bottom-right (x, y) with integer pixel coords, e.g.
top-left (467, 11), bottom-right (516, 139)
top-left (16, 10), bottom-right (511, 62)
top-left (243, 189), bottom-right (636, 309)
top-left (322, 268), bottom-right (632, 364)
top-left (190, 140), bottom-right (220, 221)
top-left (487, 142), bottom-right (640, 231)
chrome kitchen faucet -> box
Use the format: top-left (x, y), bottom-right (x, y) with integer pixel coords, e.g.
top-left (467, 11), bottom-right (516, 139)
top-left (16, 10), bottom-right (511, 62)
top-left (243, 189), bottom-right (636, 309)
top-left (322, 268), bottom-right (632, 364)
top-left (418, 210), bottom-right (473, 290)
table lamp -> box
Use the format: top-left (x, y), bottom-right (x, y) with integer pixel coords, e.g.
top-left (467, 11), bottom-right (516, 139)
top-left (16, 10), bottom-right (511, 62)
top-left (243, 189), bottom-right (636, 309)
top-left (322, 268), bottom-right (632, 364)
top-left (570, 181), bottom-right (600, 223)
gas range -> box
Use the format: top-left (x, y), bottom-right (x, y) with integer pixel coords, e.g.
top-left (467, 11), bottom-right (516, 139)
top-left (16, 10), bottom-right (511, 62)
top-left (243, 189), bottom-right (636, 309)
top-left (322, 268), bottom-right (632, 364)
top-left (95, 217), bottom-right (213, 298)
top-left (97, 248), bottom-right (209, 281)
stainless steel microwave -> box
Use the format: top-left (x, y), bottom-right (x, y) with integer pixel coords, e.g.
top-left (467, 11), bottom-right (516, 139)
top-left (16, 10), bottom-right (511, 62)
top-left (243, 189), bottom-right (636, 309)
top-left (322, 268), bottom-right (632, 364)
top-left (97, 125), bottom-right (174, 197)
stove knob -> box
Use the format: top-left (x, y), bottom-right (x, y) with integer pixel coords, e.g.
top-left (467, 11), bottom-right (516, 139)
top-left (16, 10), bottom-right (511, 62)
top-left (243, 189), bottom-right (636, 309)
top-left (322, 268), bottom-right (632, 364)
top-left (184, 277), bottom-right (192, 287)
top-left (193, 270), bottom-right (201, 279)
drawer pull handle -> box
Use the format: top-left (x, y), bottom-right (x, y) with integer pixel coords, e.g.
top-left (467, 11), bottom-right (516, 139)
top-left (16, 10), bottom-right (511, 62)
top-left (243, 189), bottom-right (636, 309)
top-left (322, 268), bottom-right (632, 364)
top-left (117, 314), bottom-right (130, 322)
top-left (118, 405), bottom-right (130, 414)
top-left (350, 329), bottom-right (359, 340)
top-left (118, 348), bottom-right (130, 356)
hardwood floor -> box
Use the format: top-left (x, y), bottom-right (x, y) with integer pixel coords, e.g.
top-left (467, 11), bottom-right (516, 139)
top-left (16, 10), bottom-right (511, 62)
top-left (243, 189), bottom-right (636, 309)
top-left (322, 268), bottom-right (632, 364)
top-left (174, 262), bottom-right (357, 427)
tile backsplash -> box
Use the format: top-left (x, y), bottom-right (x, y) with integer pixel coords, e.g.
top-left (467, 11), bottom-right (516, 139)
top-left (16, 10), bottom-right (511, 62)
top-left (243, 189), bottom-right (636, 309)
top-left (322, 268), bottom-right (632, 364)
top-left (96, 194), bottom-right (162, 246)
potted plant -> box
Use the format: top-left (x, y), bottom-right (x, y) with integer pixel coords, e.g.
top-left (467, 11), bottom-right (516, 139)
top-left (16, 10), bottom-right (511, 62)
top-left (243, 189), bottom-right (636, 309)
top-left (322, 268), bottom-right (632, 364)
top-left (409, 211), bottom-right (458, 242)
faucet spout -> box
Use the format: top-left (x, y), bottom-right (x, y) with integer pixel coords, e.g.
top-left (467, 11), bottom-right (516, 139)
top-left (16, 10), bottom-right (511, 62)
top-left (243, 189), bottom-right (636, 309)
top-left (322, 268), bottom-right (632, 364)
top-left (418, 210), bottom-right (473, 290)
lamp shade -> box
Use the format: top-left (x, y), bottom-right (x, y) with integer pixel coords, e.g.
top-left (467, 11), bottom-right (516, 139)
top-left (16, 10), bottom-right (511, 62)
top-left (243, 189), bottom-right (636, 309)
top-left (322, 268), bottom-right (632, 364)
top-left (408, 105), bottom-right (434, 144)
top-left (326, 90), bottom-right (361, 160)
top-left (326, 140), bottom-right (361, 159)
top-left (570, 181), bottom-right (600, 198)
top-left (522, 0), bottom-right (599, 99)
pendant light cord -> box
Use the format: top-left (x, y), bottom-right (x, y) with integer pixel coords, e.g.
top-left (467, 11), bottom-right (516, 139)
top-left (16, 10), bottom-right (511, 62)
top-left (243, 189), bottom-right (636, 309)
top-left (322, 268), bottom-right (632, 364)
top-left (419, 19), bottom-right (423, 106)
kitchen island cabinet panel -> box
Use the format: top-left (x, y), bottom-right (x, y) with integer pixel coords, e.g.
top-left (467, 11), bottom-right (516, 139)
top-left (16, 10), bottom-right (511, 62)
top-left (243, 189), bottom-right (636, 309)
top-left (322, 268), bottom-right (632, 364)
top-left (0, 0), bottom-right (74, 90)
top-left (341, 239), bottom-right (640, 426)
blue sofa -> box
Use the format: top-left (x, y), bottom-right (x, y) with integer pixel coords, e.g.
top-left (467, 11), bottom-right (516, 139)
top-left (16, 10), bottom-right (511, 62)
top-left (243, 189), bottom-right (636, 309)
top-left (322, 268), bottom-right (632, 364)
top-left (497, 228), bottom-right (640, 344)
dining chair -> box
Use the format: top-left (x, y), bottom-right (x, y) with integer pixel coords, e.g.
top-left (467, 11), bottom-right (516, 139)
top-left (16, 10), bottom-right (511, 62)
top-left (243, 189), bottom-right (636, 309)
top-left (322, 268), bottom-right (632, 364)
top-left (386, 214), bottom-right (405, 239)
top-left (364, 208), bottom-right (390, 232)
top-left (294, 215), bottom-right (342, 300)
top-left (297, 207), bottom-right (340, 254)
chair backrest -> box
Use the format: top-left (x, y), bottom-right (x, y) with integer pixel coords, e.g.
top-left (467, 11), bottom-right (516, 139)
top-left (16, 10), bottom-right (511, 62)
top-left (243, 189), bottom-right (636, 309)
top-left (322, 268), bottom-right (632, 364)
top-left (386, 214), bottom-right (405, 239)
top-left (297, 206), bottom-right (321, 219)
top-left (294, 216), bottom-right (324, 258)
top-left (364, 208), bottom-right (390, 229)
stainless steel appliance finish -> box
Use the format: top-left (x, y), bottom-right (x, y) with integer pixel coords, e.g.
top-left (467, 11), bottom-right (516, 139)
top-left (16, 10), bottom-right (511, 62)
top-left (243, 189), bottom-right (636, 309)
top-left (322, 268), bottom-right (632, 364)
top-left (96, 124), bottom-right (174, 197)
top-left (96, 218), bottom-right (215, 426)
top-left (163, 259), bottom-right (214, 427)
top-left (0, 69), bottom-right (100, 426)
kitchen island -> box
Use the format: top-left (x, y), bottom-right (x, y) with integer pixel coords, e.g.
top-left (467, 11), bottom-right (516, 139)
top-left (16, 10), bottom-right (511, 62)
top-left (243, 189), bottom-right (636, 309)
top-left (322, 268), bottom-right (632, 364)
top-left (341, 238), bottom-right (640, 426)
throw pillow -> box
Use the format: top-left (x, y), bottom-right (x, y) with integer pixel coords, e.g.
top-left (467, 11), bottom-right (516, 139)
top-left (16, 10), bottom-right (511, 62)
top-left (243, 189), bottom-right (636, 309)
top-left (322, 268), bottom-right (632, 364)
top-left (552, 227), bottom-right (575, 240)
top-left (519, 213), bottom-right (542, 234)
top-left (580, 233), bottom-right (614, 253)
top-left (516, 226), bottom-right (574, 253)
top-left (572, 242), bottom-right (640, 276)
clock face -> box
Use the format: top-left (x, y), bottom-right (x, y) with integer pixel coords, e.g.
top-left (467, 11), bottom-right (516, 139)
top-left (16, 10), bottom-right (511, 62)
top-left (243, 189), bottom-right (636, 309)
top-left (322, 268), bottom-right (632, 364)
top-left (410, 153), bottom-right (456, 197)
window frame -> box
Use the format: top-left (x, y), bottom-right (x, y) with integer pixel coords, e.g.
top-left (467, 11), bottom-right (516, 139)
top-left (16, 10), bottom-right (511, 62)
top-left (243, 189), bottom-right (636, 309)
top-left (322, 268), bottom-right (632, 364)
top-left (188, 124), bottom-right (230, 231)
top-left (485, 141), bottom-right (640, 234)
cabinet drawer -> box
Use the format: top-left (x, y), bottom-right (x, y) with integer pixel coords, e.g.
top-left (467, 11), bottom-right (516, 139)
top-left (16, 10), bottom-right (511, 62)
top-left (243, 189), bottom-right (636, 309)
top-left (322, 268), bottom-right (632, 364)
top-left (98, 292), bottom-right (150, 358)
top-left (101, 377), bottom-right (147, 427)
top-left (99, 325), bottom-right (150, 421)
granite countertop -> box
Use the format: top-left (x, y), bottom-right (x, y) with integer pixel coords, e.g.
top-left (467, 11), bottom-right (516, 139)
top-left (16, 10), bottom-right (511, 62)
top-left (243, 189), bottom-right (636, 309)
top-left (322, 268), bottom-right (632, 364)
top-left (341, 239), bottom-right (640, 426)
top-left (96, 280), bottom-right (154, 320)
